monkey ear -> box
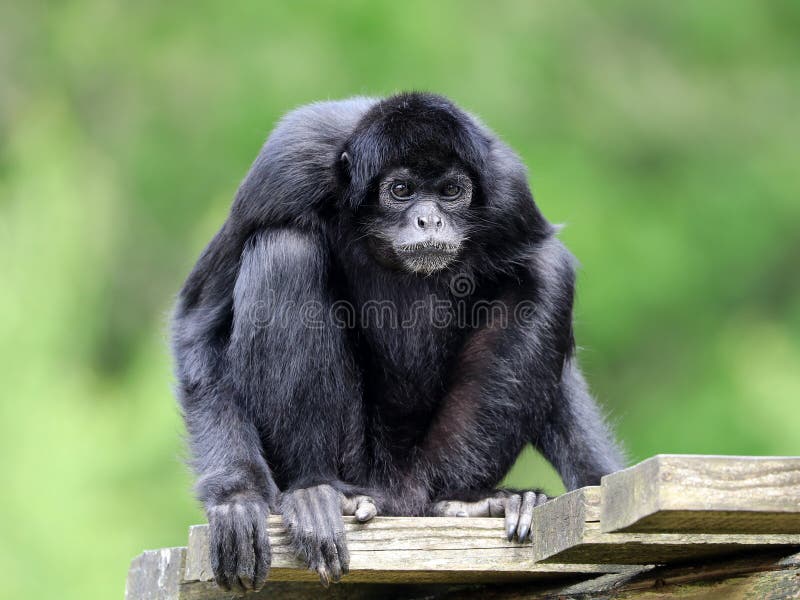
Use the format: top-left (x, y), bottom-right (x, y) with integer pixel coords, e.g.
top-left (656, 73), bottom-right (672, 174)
top-left (337, 150), bottom-right (362, 208)
top-left (337, 151), bottom-right (353, 188)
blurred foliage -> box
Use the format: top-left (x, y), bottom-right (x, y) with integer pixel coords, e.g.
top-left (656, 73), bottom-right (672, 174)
top-left (1, 1), bottom-right (799, 598)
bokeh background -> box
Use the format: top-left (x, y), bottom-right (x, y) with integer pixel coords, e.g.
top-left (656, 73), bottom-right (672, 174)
top-left (1, 1), bottom-right (799, 598)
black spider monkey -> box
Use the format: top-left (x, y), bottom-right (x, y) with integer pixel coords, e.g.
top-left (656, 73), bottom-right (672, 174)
top-left (172, 92), bottom-right (624, 591)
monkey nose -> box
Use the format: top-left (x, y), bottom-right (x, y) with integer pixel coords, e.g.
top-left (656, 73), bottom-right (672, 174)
top-left (415, 214), bottom-right (443, 230)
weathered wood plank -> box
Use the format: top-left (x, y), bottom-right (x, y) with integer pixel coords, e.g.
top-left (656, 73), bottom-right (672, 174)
top-left (530, 487), bottom-right (800, 564)
top-left (601, 454), bottom-right (800, 534)
top-left (126, 547), bottom-right (185, 600)
top-left (183, 517), bottom-right (633, 585)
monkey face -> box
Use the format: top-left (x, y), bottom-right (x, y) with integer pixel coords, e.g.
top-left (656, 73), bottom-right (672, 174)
top-left (361, 165), bottom-right (474, 275)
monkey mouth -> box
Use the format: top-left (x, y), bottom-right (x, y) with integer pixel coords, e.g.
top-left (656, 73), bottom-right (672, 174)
top-left (396, 240), bottom-right (462, 255)
top-left (395, 241), bottom-right (462, 274)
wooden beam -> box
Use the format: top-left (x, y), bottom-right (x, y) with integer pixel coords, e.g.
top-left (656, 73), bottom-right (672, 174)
top-left (183, 517), bottom-right (633, 585)
top-left (530, 487), bottom-right (800, 564)
top-left (600, 454), bottom-right (800, 534)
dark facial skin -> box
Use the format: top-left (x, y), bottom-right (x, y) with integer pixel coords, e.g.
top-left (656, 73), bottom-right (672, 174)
top-left (366, 166), bottom-right (473, 275)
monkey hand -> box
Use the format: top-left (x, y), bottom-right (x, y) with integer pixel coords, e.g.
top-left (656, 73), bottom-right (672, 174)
top-left (206, 491), bottom-right (271, 592)
top-left (432, 489), bottom-right (548, 542)
top-left (281, 484), bottom-right (375, 585)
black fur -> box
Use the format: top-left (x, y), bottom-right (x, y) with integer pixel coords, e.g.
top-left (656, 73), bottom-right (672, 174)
top-left (172, 92), bottom-right (624, 590)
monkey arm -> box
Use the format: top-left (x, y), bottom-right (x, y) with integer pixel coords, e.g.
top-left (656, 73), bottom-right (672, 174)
top-left (226, 228), bottom-right (371, 585)
top-left (176, 224), bottom-right (377, 586)
top-left (172, 229), bottom-right (278, 592)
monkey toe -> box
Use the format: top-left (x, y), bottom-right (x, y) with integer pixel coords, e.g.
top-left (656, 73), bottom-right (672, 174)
top-left (322, 539), bottom-right (343, 582)
top-left (512, 491), bottom-right (548, 542)
top-left (504, 494), bottom-right (522, 541)
top-left (432, 498), bottom-right (494, 517)
top-left (514, 491), bottom-right (536, 541)
top-left (341, 493), bottom-right (378, 522)
top-left (293, 532), bottom-right (345, 586)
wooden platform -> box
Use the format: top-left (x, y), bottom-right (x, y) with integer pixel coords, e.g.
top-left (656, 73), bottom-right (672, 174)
top-left (126, 454), bottom-right (800, 599)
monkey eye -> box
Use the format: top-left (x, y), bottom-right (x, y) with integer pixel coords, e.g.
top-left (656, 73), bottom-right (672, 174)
top-left (390, 181), bottom-right (414, 199)
top-left (440, 183), bottom-right (462, 199)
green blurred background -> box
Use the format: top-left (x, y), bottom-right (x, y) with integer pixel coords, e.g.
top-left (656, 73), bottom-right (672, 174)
top-left (1, 1), bottom-right (799, 597)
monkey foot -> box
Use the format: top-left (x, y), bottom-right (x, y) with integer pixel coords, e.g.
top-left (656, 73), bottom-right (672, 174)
top-left (281, 485), bottom-right (378, 586)
top-left (432, 489), bottom-right (548, 542)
